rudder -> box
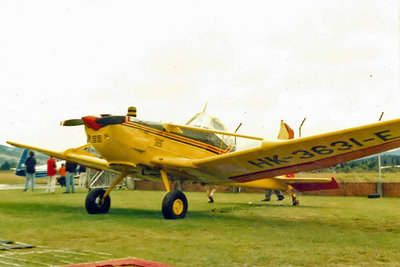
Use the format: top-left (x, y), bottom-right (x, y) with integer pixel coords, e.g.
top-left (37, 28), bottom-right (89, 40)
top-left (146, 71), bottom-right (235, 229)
top-left (15, 149), bottom-right (28, 176)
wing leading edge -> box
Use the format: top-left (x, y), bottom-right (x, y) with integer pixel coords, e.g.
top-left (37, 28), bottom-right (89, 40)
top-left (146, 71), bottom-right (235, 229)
top-left (192, 118), bottom-right (400, 182)
top-left (6, 141), bottom-right (117, 173)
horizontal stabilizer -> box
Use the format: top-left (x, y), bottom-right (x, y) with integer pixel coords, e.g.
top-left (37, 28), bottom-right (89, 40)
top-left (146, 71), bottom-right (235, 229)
top-left (228, 176), bottom-right (337, 192)
top-left (290, 177), bottom-right (339, 192)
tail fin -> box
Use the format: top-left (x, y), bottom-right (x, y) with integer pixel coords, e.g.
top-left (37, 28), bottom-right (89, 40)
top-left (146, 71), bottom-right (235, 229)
top-left (15, 149), bottom-right (28, 176)
top-left (278, 121), bottom-right (295, 178)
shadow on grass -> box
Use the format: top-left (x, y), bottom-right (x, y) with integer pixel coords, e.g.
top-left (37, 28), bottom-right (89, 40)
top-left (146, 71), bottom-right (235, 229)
top-left (0, 199), bottom-right (296, 223)
top-left (0, 196), bottom-right (324, 219)
top-left (0, 201), bottom-right (161, 220)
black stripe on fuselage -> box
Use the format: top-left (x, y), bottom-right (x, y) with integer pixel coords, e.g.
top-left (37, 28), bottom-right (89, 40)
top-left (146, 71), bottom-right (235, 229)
top-left (122, 120), bottom-right (233, 155)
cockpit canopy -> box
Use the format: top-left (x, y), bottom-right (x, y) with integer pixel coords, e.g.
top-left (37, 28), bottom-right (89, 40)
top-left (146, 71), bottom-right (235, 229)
top-left (186, 112), bottom-right (227, 131)
top-left (186, 112), bottom-right (235, 151)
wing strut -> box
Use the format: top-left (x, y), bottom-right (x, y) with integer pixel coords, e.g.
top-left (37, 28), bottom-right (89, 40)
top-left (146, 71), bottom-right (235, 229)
top-left (102, 169), bottom-right (128, 203)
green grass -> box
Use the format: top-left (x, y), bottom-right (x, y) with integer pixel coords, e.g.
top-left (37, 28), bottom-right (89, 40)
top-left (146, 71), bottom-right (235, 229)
top-left (0, 171), bottom-right (47, 184)
top-left (0, 188), bottom-right (399, 266)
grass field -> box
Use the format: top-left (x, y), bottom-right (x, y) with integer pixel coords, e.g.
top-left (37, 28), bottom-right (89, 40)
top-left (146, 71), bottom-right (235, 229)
top-left (0, 184), bottom-right (400, 266)
top-left (0, 171), bottom-right (47, 185)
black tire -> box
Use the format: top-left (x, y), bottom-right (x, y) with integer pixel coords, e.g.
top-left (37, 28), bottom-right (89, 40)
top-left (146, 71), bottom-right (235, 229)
top-left (85, 188), bottom-right (111, 214)
top-left (162, 190), bottom-right (188, 219)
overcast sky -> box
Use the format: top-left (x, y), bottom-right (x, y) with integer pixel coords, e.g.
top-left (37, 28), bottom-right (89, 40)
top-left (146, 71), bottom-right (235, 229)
top-left (1, 0), bottom-right (399, 150)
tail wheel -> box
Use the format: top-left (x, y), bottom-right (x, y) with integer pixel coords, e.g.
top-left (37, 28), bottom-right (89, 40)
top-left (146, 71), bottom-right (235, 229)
top-left (85, 188), bottom-right (111, 214)
top-left (162, 190), bottom-right (188, 219)
top-left (292, 196), bottom-right (300, 206)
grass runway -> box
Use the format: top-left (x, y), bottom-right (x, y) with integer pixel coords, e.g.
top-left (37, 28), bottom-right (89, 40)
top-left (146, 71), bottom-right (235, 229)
top-left (0, 187), bottom-right (399, 266)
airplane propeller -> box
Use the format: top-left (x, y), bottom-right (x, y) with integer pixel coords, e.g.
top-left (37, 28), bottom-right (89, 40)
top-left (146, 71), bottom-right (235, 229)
top-left (61, 116), bottom-right (129, 130)
top-left (61, 107), bottom-right (136, 128)
top-left (95, 116), bottom-right (126, 126)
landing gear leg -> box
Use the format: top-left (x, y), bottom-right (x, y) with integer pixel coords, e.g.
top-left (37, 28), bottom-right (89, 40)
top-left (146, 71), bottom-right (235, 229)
top-left (160, 169), bottom-right (188, 219)
top-left (288, 185), bottom-right (299, 206)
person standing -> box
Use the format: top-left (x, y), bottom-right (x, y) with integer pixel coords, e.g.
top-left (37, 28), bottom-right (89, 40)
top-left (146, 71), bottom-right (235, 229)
top-left (23, 151), bottom-right (36, 192)
top-left (78, 165), bottom-right (87, 187)
top-left (46, 156), bottom-right (57, 193)
top-left (57, 163), bottom-right (66, 187)
top-left (64, 161), bottom-right (77, 193)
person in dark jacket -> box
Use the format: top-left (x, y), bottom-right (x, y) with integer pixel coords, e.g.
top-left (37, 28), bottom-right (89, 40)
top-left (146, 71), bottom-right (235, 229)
top-left (23, 151), bottom-right (36, 192)
top-left (64, 161), bottom-right (77, 193)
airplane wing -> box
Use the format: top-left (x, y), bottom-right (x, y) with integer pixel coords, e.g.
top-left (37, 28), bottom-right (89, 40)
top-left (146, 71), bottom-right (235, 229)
top-left (6, 141), bottom-right (118, 174)
top-left (8, 118), bottom-right (400, 186)
top-left (190, 118), bottom-right (400, 182)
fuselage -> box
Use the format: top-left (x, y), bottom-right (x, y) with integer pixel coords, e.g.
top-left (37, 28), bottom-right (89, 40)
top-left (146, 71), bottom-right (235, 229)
top-left (84, 114), bottom-right (235, 183)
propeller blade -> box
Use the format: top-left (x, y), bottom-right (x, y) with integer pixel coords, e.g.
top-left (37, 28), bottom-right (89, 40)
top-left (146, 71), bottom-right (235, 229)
top-left (61, 119), bottom-right (84, 126)
top-left (95, 116), bottom-right (127, 126)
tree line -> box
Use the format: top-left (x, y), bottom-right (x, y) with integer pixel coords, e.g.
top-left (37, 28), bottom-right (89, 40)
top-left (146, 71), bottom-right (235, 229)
top-left (0, 161), bottom-right (16, 171)
top-left (311, 154), bottom-right (400, 173)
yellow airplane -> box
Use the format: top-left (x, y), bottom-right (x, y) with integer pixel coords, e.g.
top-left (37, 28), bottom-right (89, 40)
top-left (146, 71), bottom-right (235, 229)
top-left (7, 106), bottom-right (400, 219)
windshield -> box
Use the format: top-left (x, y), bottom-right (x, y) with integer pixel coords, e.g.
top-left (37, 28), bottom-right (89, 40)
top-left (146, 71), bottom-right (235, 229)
top-left (186, 112), bottom-right (235, 149)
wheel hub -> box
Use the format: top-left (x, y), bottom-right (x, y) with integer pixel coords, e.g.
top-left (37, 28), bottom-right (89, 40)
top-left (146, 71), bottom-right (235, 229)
top-left (172, 199), bottom-right (184, 215)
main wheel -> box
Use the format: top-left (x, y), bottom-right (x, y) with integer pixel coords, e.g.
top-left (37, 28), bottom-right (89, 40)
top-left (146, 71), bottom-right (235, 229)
top-left (85, 188), bottom-right (111, 214)
top-left (162, 190), bottom-right (188, 219)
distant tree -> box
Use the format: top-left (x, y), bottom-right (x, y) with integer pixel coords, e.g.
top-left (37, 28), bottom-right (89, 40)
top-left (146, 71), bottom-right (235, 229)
top-left (0, 161), bottom-right (11, 171)
top-left (342, 165), bottom-right (351, 173)
top-left (307, 154), bottom-right (400, 173)
top-left (367, 160), bottom-right (377, 171)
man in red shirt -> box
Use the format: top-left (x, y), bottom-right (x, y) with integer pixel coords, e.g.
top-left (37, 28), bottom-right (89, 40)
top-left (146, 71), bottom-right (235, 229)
top-left (46, 156), bottom-right (57, 193)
